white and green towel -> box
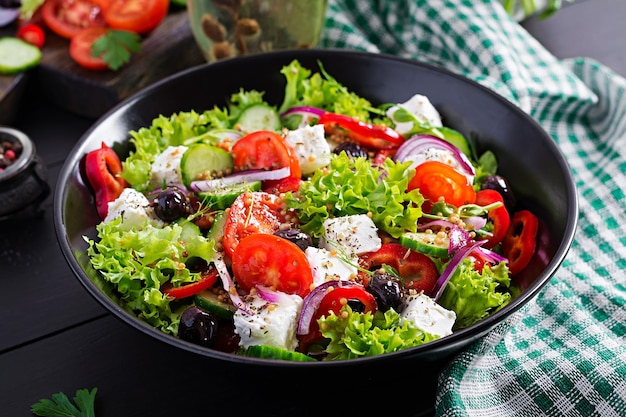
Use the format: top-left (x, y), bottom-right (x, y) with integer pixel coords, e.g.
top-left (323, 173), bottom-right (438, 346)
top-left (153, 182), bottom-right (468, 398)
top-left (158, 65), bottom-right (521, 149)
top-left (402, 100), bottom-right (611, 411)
top-left (320, 1), bottom-right (626, 415)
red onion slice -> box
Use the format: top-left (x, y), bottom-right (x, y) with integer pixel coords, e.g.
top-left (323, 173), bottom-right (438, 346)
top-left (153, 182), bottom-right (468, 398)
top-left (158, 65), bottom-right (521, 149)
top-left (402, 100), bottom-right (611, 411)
top-left (296, 280), bottom-right (358, 335)
top-left (393, 135), bottom-right (475, 179)
top-left (431, 240), bottom-right (486, 301)
top-left (256, 284), bottom-right (282, 304)
top-left (448, 225), bottom-right (472, 255)
top-left (280, 106), bottom-right (325, 119)
top-left (213, 254), bottom-right (253, 315)
top-left (190, 166), bottom-right (290, 192)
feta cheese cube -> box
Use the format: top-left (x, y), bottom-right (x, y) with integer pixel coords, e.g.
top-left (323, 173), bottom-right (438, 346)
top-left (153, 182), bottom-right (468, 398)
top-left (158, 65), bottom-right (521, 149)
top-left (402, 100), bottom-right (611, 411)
top-left (400, 293), bottom-right (456, 337)
top-left (305, 247), bottom-right (358, 287)
top-left (321, 214), bottom-right (382, 256)
top-left (233, 291), bottom-right (303, 351)
top-left (284, 124), bottom-right (331, 176)
top-left (386, 94), bottom-right (443, 135)
top-left (150, 145), bottom-right (188, 189)
top-left (104, 188), bottom-right (163, 230)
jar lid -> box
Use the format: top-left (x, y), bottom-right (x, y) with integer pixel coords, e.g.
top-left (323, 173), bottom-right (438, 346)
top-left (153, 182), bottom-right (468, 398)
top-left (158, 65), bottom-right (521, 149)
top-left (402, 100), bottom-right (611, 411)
top-left (0, 126), bottom-right (35, 182)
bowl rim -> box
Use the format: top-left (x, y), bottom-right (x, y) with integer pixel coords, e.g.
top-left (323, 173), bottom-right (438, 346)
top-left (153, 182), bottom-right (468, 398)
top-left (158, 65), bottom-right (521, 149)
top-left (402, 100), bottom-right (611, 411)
top-left (53, 49), bottom-right (579, 367)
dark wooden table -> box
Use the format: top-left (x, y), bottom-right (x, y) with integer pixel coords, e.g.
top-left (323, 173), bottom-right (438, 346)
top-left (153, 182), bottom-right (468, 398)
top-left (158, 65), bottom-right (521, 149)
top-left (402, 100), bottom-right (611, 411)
top-left (1, 1), bottom-right (624, 415)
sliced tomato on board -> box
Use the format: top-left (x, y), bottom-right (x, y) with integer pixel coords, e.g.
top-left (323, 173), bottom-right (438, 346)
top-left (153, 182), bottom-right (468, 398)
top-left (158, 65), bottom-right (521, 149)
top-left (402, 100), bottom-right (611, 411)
top-left (41, 0), bottom-right (108, 39)
top-left (16, 23), bottom-right (46, 48)
top-left (502, 209), bottom-right (539, 275)
top-left (222, 191), bottom-right (289, 258)
top-left (408, 160), bottom-right (476, 208)
top-left (105, 0), bottom-right (169, 34)
top-left (475, 189), bottom-right (511, 249)
top-left (231, 233), bottom-right (314, 298)
top-left (69, 27), bottom-right (110, 70)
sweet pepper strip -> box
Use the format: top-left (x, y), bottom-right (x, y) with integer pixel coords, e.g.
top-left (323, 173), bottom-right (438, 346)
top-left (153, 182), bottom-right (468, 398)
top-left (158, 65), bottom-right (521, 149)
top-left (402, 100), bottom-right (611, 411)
top-left (317, 112), bottom-right (404, 149)
top-left (85, 142), bottom-right (129, 219)
top-left (501, 209), bottom-right (539, 275)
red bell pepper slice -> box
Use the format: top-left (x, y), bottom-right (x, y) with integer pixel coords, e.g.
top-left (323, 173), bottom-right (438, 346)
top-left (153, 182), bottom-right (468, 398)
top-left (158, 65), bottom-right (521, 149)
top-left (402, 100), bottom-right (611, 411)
top-left (317, 112), bottom-right (404, 150)
top-left (84, 142), bottom-right (129, 219)
top-left (475, 189), bottom-right (511, 249)
top-left (162, 267), bottom-right (219, 299)
top-left (502, 209), bottom-right (539, 275)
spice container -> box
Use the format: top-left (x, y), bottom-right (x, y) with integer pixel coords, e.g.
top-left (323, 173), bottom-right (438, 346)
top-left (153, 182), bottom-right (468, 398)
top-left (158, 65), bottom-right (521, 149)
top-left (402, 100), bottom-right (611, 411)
top-left (187, 0), bottom-right (327, 62)
top-left (0, 127), bottom-right (50, 220)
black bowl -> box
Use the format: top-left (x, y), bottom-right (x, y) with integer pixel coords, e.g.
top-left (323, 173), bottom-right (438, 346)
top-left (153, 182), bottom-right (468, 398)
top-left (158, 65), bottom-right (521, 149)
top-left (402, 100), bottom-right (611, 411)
top-left (54, 49), bottom-right (577, 368)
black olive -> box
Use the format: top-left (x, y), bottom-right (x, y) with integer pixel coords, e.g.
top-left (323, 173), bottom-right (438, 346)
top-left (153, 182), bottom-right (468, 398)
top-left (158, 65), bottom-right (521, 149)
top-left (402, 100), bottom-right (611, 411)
top-left (153, 188), bottom-right (192, 222)
top-left (346, 298), bottom-right (367, 313)
top-left (366, 270), bottom-right (404, 312)
top-left (0, 0), bottom-right (21, 8)
top-left (178, 306), bottom-right (218, 348)
top-left (480, 174), bottom-right (516, 213)
top-left (274, 228), bottom-right (313, 251)
top-left (332, 142), bottom-right (369, 159)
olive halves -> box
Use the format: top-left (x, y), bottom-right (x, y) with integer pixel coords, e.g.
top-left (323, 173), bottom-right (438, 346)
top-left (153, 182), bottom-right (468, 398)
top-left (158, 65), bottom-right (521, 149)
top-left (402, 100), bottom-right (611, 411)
top-left (178, 306), bottom-right (218, 348)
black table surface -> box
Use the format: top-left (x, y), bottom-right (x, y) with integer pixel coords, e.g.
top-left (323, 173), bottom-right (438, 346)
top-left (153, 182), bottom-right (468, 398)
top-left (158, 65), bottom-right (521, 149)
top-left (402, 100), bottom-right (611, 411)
top-left (2, 1), bottom-right (625, 415)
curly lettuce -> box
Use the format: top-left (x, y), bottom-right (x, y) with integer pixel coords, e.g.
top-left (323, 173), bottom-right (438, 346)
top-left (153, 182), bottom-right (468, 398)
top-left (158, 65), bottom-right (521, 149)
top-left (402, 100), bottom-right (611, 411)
top-left (318, 306), bottom-right (439, 361)
top-left (85, 219), bottom-right (216, 334)
top-left (438, 258), bottom-right (512, 329)
top-left (286, 152), bottom-right (424, 238)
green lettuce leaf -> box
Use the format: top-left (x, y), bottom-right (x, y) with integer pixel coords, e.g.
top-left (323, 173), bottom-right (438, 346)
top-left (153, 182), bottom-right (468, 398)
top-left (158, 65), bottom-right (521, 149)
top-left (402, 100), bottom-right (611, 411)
top-left (438, 258), bottom-right (512, 329)
top-left (286, 152), bottom-right (424, 238)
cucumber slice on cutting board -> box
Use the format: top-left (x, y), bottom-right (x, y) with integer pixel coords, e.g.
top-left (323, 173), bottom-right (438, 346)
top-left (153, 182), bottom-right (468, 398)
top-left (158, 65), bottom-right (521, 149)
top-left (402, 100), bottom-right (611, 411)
top-left (180, 143), bottom-right (234, 187)
top-left (400, 232), bottom-right (450, 258)
top-left (0, 37), bottom-right (42, 75)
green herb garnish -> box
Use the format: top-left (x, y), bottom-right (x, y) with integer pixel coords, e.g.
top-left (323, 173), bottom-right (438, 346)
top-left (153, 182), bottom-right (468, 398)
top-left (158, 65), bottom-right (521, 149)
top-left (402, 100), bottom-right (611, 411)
top-left (31, 388), bottom-right (97, 417)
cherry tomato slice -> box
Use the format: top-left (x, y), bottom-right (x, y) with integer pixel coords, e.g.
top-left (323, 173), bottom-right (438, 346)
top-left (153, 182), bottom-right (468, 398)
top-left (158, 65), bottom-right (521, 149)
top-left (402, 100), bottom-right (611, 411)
top-left (222, 191), bottom-right (289, 258)
top-left (41, 0), bottom-right (107, 39)
top-left (69, 27), bottom-right (110, 71)
top-left (162, 267), bottom-right (219, 299)
top-left (502, 209), bottom-right (539, 275)
top-left (360, 243), bottom-right (439, 294)
top-left (105, 0), bottom-right (169, 35)
top-left (16, 23), bottom-right (46, 48)
top-left (317, 112), bottom-right (404, 150)
top-left (231, 130), bottom-right (301, 178)
top-left (408, 160), bottom-right (476, 207)
top-left (231, 233), bottom-right (314, 298)
top-left (84, 142), bottom-right (129, 219)
top-left (475, 189), bottom-right (511, 249)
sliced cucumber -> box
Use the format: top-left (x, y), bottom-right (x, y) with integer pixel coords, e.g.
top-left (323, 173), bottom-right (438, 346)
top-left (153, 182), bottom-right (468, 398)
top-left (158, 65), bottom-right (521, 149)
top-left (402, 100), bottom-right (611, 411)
top-left (235, 103), bottom-right (281, 132)
top-left (437, 126), bottom-right (472, 156)
top-left (180, 144), bottom-right (234, 187)
top-left (400, 232), bottom-right (450, 258)
top-left (206, 210), bottom-right (227, 243)
top-left (240, 345), bottom-right (317, 362)
top-left (198, 180), bottom-right (261, 210)
top-left (194, 289), bottom-right (237, 319)
top-left (0, 37), bottom-right (41, 75)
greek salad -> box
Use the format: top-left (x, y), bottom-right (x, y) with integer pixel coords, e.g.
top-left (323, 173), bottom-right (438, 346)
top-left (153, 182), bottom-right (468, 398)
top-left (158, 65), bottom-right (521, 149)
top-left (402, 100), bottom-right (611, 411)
top-left (83, 59), bottom-right (539, 361)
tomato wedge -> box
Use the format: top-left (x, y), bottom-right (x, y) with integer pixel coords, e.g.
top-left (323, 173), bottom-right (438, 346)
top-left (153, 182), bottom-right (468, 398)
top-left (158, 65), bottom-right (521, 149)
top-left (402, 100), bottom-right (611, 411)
top-left (41, 0), bottom-right (108, 39)
top-left (222, 191), bottom-right (289, 258)
top-left (69, 27), bottom-right (110, 71)
top-left (502, 209), bottom-right (539, 275)
top-left (231, 233), bottom-right (314, 297)
top-left (359, 243), bottom-right (439, 294)
top-left (162, 267), bottom-right (218, 299)
top-left (84, 142), bottom-right (129, 219)
top-left (105, 0), bottom-right (169, 34)
top-left (317, 112), bottom-right (404, 150)
top-left (408, 160), bottom-right (476, 207)
top-left (475, 189), bottom-right (511, 249)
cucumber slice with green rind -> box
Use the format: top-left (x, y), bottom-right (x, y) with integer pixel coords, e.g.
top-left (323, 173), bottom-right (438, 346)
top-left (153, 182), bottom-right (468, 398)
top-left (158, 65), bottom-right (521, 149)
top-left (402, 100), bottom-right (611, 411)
top-left (194, 289), bottom-right (237, 319)
top-left (0, 37), bottom-right (41, 75)
top-left (235, 103), bottom-right (281, 132)
top-left (400, 232), bottom-right (450, 258)
top-left (240, 345), bottom-right (317, 362)
top-left (198, 180), bottom-right (261, 210)
top-left (180, 143), bottom-right (234, 187)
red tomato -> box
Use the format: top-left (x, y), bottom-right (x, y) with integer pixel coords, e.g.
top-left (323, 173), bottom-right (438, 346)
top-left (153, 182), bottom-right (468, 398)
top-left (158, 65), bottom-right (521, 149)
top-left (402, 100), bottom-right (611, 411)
top-left (408, 160), bottom-right (476, 207)
top-left (502, 210), bottom-right (539, 275)
top-left (222, 191), bottom-right (289, 258)
top-left (162, 267), bottom-right (218, 299)
top-left (475, 189), bottom-right (511, 249)
top-left (360, 243), bottom-right (439, 294)
top-left (317, 112), bottom-right (404, 150)
top-left (231, 233), bottom-right (314, 297)
top-left (16, 23), bottom-right (46, 48)
top-left (69, 27), bottom-right (110, 71)
top-left (231, 130), bottom-right (301, 179)
top-left (105, 0), bottom-right (170, 34)
top-left (84, 142), bottom-right (129, 219)
top-left (41, 0), bottom-right (108, 39)
top-left (262, 176), bottom-right (303, 195)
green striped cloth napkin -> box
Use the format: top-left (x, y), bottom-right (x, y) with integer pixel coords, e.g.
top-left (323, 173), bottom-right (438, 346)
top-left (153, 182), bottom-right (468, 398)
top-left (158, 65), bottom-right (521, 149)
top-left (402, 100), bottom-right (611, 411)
top-left (320, 1), bottom-right (626, 416)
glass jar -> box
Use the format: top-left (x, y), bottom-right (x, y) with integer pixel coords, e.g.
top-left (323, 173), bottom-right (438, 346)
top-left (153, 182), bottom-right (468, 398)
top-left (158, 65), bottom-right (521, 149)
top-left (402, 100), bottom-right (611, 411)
top-left (187, 0), bottom-right (328, 62)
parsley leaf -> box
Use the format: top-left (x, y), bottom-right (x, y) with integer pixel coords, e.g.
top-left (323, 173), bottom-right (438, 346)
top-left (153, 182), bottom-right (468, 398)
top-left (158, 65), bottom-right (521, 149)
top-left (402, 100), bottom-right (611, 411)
top-left (31, 388), bottom-right (98, 417)
top-left (91, 30), bottom-right (142, 71)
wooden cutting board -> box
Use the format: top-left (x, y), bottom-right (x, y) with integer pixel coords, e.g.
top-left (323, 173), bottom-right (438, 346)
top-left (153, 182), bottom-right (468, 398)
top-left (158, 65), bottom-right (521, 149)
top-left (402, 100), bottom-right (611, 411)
top-left (1, 9), bottom-right (206, 122)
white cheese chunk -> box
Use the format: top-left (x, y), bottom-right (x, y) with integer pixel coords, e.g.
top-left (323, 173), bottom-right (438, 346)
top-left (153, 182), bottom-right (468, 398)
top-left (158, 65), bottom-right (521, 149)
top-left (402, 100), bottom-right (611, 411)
top-left (150, 145), bottom-right (188, 189)
top-left (321, 214), bottom-right (382, 257)
top-left (386, 94), bottom-right (443, 135)
top-left (305, 247), bottom-right (358, 287)
top-left (233, 291), bottom-right (303, 351)
top-left (400, 293), bottom-right (456, 337)
top-left (104, 188), bottom-right (163, 230)
top-left (284, 124), bottom-right (331, 176)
